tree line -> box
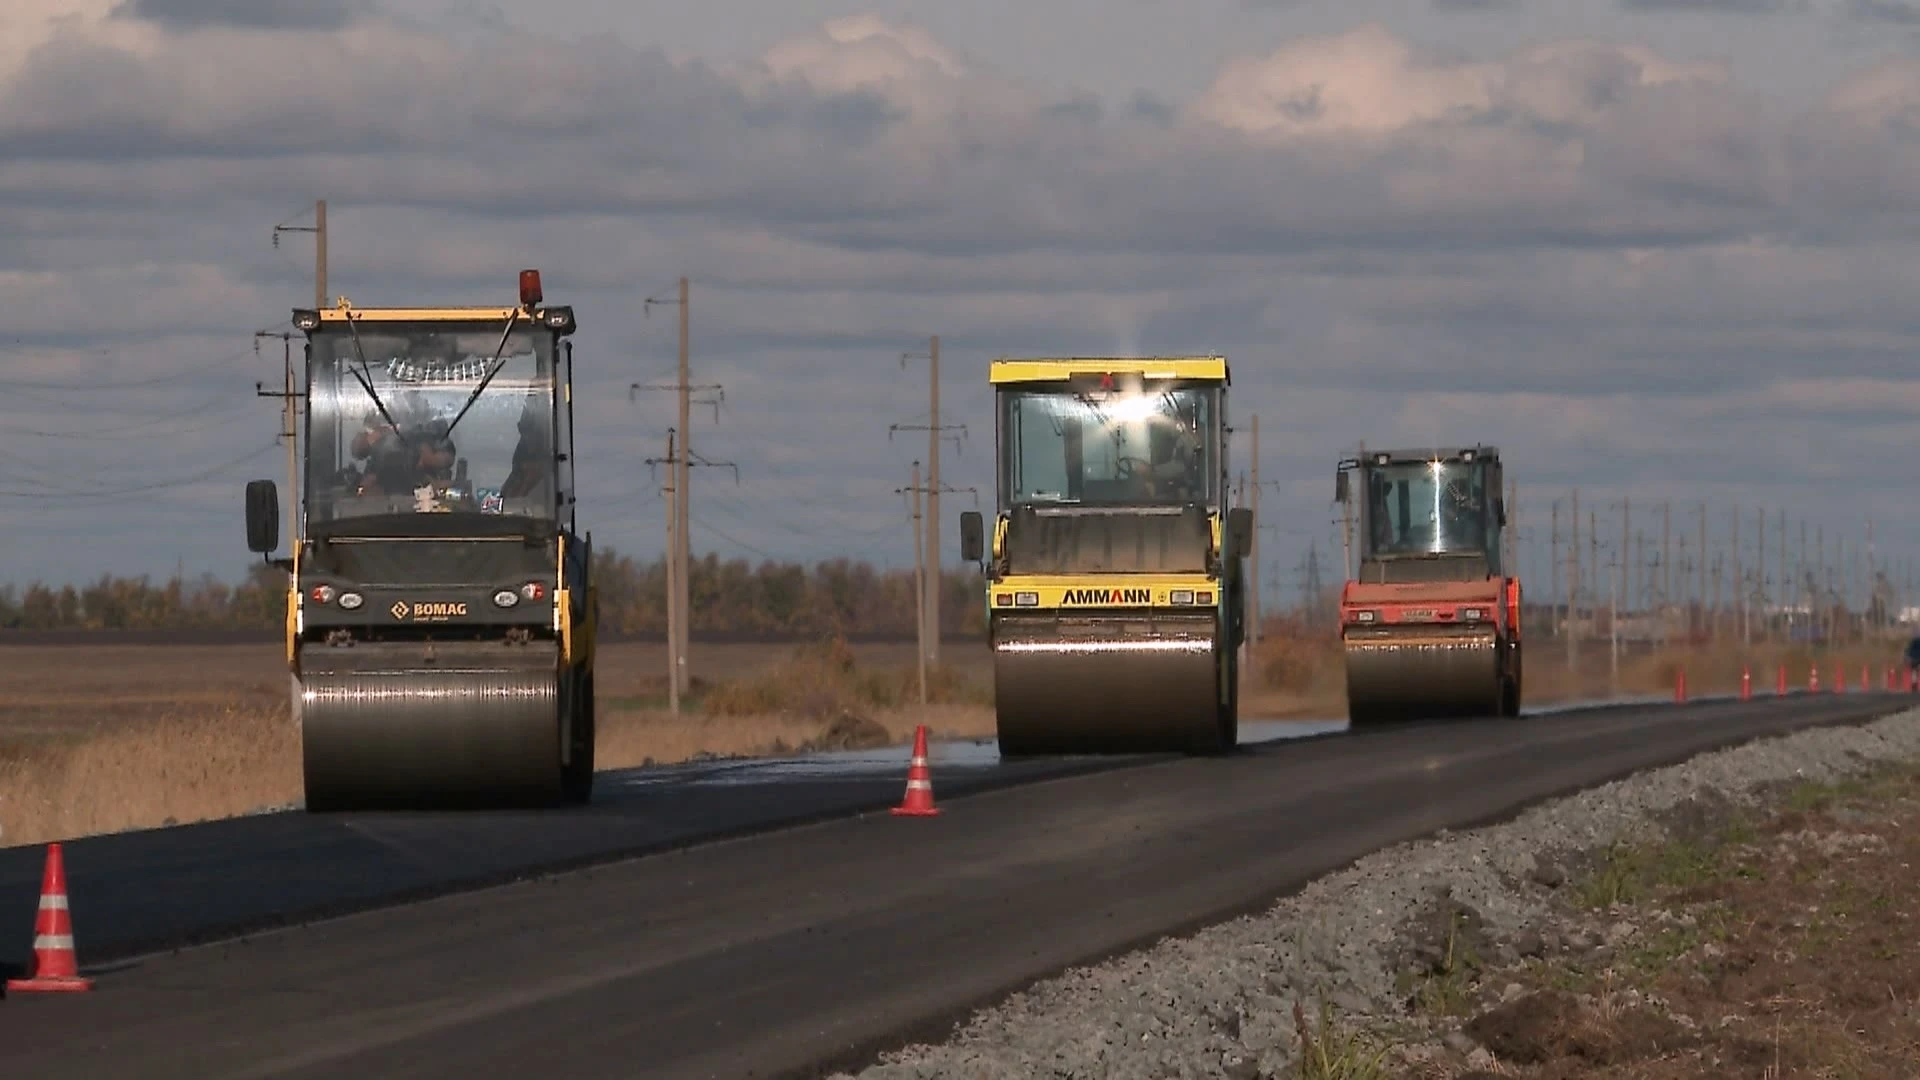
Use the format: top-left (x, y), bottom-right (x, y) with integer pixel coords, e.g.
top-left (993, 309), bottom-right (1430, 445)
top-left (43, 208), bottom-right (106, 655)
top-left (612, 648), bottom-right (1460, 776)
top-left (0, 550), bottom-right (989, 639)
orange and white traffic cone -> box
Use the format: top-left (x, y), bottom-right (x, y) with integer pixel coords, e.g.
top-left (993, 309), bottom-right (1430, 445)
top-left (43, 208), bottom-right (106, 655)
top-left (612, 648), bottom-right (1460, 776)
top-left (891, 724), bottom-right (940, 817)
top-left (1674, 669), bottom-right (1688, 704)
top-left (7, 843), bottom-right (91, 993)
top-left (1740, 666), bottom-right (1751, 701)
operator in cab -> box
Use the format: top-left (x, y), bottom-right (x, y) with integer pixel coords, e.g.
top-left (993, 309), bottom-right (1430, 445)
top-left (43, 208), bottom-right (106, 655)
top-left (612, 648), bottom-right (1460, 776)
top-left (1138, 411), bottom-right (1203, 500)
top-left (350, 391), bottom-right (456, 499)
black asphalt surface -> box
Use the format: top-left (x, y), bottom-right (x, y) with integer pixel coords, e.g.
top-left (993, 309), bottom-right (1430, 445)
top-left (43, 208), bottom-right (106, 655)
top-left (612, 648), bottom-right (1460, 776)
top-left (0, 744), bottom-right (1145, 971)
top-left (0, 693), bottom-right (1908, 1080)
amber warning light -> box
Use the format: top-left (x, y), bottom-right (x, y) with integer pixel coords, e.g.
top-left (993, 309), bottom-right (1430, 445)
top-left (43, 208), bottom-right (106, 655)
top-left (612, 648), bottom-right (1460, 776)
top-left (519, 269), bottom-right (543, 307)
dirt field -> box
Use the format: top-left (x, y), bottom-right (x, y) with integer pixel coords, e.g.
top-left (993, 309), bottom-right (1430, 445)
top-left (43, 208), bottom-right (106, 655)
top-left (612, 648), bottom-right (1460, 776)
top-left (0, 633), bottom-right (1910, 850)
top-left (1382, 759), bottom-right (1920, 1079)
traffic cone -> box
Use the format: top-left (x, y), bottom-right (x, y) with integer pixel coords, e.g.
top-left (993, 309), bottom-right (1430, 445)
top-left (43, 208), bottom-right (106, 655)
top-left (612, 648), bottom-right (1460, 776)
top-left (1776, 664), bottom-right (1788, 696)
top-left (1674, 669), bottom-right (1688, 704)
top-left (1810, 664), bottom-right (1820, 693)
top-left (1740, 666), bottom-right (1751, 701)
top-left (6, 843), bottom-right (91, 993)
top-left (891, 724), bottom-right (940, 817)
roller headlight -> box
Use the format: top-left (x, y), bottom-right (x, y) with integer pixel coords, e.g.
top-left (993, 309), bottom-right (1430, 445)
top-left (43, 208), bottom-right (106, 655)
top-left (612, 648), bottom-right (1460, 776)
top-left (493, 589), bottom-right (520, 608)
top-left (337, 591), bottom-right (364, 610)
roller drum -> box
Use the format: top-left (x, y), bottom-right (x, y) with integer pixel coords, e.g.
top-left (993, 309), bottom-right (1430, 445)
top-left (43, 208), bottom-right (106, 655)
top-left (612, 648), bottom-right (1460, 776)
top-left (300, 657), bottom-right (565, 811)
top-left (992, 612), bottom-right (1228, 756)
top-left (1343, 625), bottom-right (1502, 725)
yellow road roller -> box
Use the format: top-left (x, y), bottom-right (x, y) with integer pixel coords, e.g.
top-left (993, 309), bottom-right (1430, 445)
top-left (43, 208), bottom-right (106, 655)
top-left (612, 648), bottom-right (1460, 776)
top-left (1334, 445), bottom-right (1521, 726)
top-left (958, 357), bottom-right (1254, 757)
top-left (243, 269), bottom-right (598, 811)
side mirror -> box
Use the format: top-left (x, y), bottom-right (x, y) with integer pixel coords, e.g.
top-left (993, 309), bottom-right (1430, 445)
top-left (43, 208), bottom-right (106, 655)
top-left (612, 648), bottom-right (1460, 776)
top-left (1494, 497), bottom-right (1507, 527)
top-left (246, 479), bottom-right (280, 555)
top-left (1334, 471), bottom-right (1349, 504)
top-left (959, 510), bottom-right (984, 564)
top-left (1227, 507), bottom-right (1253, 558)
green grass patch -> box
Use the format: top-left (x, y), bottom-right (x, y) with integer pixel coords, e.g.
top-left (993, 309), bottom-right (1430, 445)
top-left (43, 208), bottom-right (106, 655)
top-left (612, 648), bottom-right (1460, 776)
top-left (1292, 1000), bottom-right (1392, 1080)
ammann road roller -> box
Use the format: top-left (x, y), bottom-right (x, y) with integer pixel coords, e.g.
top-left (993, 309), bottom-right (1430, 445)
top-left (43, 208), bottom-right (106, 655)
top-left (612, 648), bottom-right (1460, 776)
top-left (243, 269), bottom-right (598, 811)
top-left (958, 356), bottom-right (1254, 757)
top-left (1334, 445), bottom-right (1520, 725)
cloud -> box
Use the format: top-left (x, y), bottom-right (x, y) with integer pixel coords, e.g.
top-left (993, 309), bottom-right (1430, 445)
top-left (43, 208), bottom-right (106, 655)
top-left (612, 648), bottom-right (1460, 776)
top-left (1619, 0), bottom-right (1801, 12)
top-left (1841, 0), bottom-right (1920, 23)
top-left (112, 0), bottom-right (376, 30)
top-left (2, 13), bottom-right (1920, 583)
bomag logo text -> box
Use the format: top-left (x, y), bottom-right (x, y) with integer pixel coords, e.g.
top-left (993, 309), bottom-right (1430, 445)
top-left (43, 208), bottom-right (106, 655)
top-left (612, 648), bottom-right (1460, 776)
top-left (405, 602), bottom-right (469, 620)
top-left (1061, 587), bottom-right (1152, 605)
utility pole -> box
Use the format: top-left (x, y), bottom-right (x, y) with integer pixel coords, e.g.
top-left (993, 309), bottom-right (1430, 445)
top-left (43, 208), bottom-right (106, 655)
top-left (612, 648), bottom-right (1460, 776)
top-left (1619, 499), bottom-right (1630, 626)
top-left (1661, 500), bottom-right (1672, 616)
top-left (1621, 497), bottom-right (1630, 617)
top-left (1777, 510), bottom-right (1787, 641)
top-left (674, 277), bottom-right (691, 694)
top-left (890, 336), bottom-right (966, 674)
top-left (1735, 505), bottom-right (1746, 648)
top-left (634, 278), bottom-right (726, 697)
top-left (646, 431), bottom-right (681, 714)
top-left (921, 336), bottom-right (943, 671)
top-left (641, 428), bottom-right (679, 714)
top-left (1610, 549), bottom-right (1620, 694)
top-left (1566, 489), bottom-right (1580, 670)
top-left (1589, 509), bottom-right (1598, 638)
top-left (1551, 499), bottom-right (1561, 635)
top-left (253, 330), bottom-right (305, 552)
top-left (1304, 539), bottom-right (1323, 628)
top-left (1250, 414), bottom-right (1261, 647)
top-left (1696, 501), bottom-right (1707, 638)
top-left (273, 199), bottom-right (328, 309)
top-left (1756, 506), bottom-right (1766, 643)
top-left (899, 461), bottom-right (928, 707)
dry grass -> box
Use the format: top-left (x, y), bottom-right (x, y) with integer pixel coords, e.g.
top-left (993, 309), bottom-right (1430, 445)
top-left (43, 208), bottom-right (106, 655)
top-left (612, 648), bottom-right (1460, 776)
top-left (0, 629), bottom-right (1906, 850)
top-left (1245, 626), bottom-right (1911, 716)
top-left (0, 640), bottom-right (997, 849)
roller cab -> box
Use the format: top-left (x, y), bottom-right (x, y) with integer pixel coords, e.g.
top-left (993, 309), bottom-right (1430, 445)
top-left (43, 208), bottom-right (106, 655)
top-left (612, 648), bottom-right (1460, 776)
top-left (959, 357), bottom-right (1253, 757)
top-left (243, 270), bottom-right (598, 811)
top-left (1334, 446), bottom-right (1520, 725)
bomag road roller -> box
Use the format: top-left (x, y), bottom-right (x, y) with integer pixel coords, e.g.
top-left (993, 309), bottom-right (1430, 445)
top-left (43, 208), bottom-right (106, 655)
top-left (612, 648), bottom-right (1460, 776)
top-left (957, 356), bottom-right (1254, 757)
top-left (1333, 445), bottom-right (1520, 726)
top-left (242, 269), bottom-right (598, 811)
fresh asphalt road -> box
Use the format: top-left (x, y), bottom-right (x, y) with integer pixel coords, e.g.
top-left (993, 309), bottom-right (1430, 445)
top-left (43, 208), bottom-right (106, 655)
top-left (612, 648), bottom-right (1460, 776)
top-left (0, 692), bottom-right (1906, 1080)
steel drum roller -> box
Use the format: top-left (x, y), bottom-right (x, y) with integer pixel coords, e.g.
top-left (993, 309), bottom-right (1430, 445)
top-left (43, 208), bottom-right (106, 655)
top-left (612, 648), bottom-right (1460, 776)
top-left (300, 664), bottom-right (564, 811)
top-left (993, 612), bottom-right (1224, 756)
top-left (1343, 625), bottom-right (1501, 724)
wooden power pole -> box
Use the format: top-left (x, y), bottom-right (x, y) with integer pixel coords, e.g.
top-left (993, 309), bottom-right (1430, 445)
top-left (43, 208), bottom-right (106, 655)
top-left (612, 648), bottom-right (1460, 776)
top-left (902, 460), bottom-right (928, 706)
top-left (1249, 413), bottom-right (1260, 647)
top-left (890, 336), bottom-right (964, 677)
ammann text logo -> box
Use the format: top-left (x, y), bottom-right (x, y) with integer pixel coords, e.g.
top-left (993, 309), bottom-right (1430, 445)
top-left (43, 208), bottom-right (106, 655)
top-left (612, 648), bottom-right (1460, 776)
top-left (1061, 587), bottom-right (1151, 604)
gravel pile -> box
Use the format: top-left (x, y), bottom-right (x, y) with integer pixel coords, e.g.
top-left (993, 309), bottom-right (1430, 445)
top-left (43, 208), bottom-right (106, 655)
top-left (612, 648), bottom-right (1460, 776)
top-left (837, 706), bottom-right (1920, 1080)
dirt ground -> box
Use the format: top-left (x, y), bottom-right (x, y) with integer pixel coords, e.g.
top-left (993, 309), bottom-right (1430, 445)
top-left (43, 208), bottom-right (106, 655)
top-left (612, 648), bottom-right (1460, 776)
top-left (1385, 761), bottom-right (1920, 1079)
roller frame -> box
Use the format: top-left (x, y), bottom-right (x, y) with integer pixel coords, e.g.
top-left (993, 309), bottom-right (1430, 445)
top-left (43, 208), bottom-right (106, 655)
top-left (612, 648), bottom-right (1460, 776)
top-left (991, 610), bottom-right (1238, 757)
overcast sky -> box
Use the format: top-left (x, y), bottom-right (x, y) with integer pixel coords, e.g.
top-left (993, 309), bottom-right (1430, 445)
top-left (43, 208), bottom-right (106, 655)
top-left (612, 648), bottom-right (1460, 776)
top-left (5, 0), bottom-right (1920, 607)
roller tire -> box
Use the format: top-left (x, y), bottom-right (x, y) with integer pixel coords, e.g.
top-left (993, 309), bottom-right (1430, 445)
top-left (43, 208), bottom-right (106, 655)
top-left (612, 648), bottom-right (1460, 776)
top-left (562, 668), bottom-right (595, 805)
top-left (1191, 645), bottom-right (1239, 755)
